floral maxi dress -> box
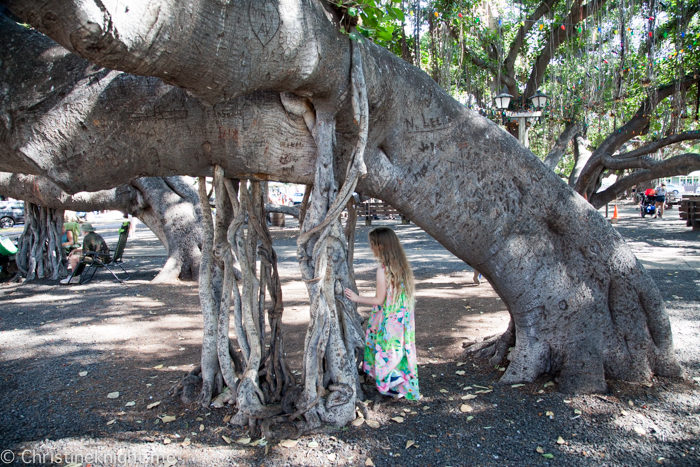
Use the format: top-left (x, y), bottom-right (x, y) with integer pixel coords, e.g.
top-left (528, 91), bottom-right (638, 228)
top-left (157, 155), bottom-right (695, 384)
top-left (363, 269), bottom-right (420, 400)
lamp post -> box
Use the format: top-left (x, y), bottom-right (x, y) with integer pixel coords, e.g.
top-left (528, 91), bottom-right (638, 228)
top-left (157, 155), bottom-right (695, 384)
top-left (530, 90), bottom-right (550, 110)
top-left (493, 89), bottom-right (549, 148)
top-left (494, 92), bottom-right (513, 111)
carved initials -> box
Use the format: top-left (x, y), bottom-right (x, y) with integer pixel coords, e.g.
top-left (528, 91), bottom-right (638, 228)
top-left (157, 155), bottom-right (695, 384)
top-left (250, 0), bottom-right (280, 46)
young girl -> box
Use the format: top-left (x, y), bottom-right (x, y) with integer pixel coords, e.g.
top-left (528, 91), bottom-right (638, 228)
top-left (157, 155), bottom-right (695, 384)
top-left (344, 227), bottom-right (420, 400)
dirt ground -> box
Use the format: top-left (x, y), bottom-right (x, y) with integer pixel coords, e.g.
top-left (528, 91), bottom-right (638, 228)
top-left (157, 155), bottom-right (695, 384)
top-left (0, 206), bottom-right (698, 466)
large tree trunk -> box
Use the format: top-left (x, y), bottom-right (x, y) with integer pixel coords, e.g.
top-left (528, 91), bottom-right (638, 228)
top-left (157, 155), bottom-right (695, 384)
top-left (131, 177), bottom-right (203, 282)
top-left (0, 3), bottom-right (682, 395)
top-left (0, 173), bottom-right (202, 282)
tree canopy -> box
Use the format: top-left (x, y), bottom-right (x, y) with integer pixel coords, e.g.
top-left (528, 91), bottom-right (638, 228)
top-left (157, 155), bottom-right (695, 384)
top-left (335, 0), bottom-right (700, 197)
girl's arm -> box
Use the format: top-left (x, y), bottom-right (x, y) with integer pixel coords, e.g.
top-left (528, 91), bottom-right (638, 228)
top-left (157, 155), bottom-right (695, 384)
top-left (344, 267), bottom-right (387, 306)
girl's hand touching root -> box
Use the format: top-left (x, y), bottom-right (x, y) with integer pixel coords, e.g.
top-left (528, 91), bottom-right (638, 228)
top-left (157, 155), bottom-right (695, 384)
top-left (344, 288), bottom-right (358, 302)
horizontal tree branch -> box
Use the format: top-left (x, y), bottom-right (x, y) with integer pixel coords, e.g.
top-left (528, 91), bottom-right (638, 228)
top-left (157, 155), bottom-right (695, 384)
top-left (575, 74), bottom-right (700, 196)
top-left (265, 203), bottom-right (299, 218)
top-left (615, 132), bottom-right (700, 160)
top-left (589, 153), bottom-right (700, 208)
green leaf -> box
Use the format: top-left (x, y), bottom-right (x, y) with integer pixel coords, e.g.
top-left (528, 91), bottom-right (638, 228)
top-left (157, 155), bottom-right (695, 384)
top-left (348, 7), bottom-right (357, 17)
top-left (392, 7), bottom-right (405, 22)
top-left (377, 30), bottom-right (393, 41)
top-left (542, 453), bottom-right (554, 459)
top-left (349, 31), bottom-right (363, 42)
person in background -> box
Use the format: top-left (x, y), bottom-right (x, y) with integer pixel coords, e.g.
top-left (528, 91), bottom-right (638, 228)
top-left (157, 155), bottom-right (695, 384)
top-left (654, 183), bottom-right (667, 219)
top-left (61, 224), bottom-right (74, 251)
top-left (60, 223), bottom-right (110, 284)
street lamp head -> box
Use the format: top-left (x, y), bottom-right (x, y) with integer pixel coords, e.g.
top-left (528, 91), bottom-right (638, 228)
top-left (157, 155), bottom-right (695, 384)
top-left (494, 92), bottom-right (513, 110)
top-left (530, 90), bottom-right (550, 109)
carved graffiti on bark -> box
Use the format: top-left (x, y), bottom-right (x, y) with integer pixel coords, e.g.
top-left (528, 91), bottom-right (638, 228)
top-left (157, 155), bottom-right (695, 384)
top-left (250, 1), bottom-right (280, 46)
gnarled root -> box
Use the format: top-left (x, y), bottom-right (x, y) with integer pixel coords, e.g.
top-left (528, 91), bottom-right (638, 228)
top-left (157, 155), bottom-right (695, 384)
top-left (462, 319), bottom-right (515, 367)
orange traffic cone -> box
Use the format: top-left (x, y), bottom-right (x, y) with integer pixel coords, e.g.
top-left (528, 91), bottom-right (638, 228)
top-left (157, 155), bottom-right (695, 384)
top-left (611, 205), bottom-right (619, 224)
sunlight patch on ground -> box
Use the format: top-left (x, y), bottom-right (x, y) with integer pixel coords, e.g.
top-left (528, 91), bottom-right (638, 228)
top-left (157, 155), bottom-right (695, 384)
top-left (3, 293), bottom-right (83, 304)
top-left (107, 296), bottom-right (164, 308)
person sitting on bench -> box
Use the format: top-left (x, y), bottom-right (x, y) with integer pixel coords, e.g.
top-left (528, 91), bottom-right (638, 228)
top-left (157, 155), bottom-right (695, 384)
top-left (61, 223), bottom-right (110, 284)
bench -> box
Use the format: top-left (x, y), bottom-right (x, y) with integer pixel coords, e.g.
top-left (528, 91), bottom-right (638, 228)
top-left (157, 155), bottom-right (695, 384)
top-left (679, 195), bottom-right (700, 230)
top-left (358, 200), bottom-right (409, 226)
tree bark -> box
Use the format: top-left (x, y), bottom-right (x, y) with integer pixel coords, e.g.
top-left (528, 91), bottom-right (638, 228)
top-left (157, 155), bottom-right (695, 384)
top-left (1, 4), bottom-right (683, 394)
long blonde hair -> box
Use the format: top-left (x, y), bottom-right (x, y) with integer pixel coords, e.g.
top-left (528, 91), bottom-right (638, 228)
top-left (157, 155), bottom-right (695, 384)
top-left (368, 227), bottom-right (415, 305)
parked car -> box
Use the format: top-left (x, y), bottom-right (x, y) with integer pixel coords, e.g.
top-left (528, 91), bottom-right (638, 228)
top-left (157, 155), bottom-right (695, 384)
top-left (663, 184), bottom-right (685, 206)
top-left (665, 184), bottom-right (685, 196)
top-left (0, 201), bottom-right (25, 228)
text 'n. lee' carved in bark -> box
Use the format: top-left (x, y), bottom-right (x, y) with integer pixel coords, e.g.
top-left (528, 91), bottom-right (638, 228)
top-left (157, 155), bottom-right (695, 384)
top-left (404, 113), bottom-right (452, 133)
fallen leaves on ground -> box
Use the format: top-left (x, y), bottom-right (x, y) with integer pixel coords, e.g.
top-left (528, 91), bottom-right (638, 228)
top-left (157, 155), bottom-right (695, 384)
top-left (405, 440), bottom-right (415, 449)
top-left (107, 392), bottom-right (120, 399)
top-left (460, 404), bottom-right (473, 413)
top-left (365, 458), bottom-right (375, 466)
top-left (391, 416), bottom-right (404, 423)
top-left (557, 436), bottom-right (566, 445)
top-left (279, 439), bottom-right (298, 448)
top-left (366, 420), bottom-right (380, 428)
top-left (125, 401), bottom-right (135, 407)
top-left (461, 394), bottom-right (477, 400)
top-left (159, 415), bottom-right (176, 423)
top-left (222, 436), bottom-right (231, 444)
top-left (351, 417), bottom-right (365, 427)
top-left (236, 437), bottom-right (251, 445)
top-left (147, 401), bottom-right (161, 409)
top-left (79, 371), bottom-right (88, 377)
top-left (153, 364), bottom-right (163, 369)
